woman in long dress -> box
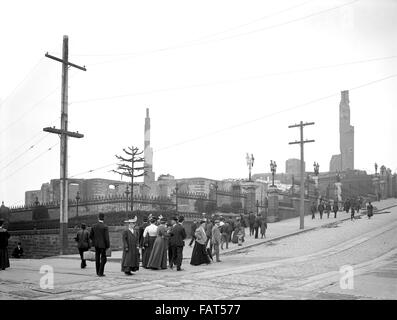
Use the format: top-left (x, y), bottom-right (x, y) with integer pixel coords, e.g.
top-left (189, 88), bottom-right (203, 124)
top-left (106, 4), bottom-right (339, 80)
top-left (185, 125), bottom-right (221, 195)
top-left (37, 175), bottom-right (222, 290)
top-left (147, 217), bottom-right (168, 270)
top-left (142, 217), bottom-right (158, 268)
top-left (121, 218), bottom-right (140, 275)
top-left (190, 220), bottom-right (211, 266)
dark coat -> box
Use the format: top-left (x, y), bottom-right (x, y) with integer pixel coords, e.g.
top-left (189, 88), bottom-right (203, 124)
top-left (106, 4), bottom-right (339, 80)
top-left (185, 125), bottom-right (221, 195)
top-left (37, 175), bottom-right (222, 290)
top-left (89, 221), bottom-right (110, 249)
top-left (75, 229), bottom-right (90, 250)
top-left (0, 228), bottom-right (10, 249)
top-left (121, 229), bottom-right (140, 272)
top-left (169, 223), bottom-right (186, 247)
top-left (139, 222), bottom-right (150, 247)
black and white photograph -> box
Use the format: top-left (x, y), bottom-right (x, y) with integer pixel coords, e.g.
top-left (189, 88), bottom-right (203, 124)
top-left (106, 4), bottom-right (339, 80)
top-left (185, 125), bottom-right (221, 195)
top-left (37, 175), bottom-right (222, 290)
top-left (0, 0), bottom-right (396, 307)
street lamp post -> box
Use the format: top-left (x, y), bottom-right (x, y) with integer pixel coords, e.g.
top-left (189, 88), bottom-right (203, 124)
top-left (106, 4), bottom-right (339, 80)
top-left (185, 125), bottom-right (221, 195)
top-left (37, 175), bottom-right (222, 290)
top-left (270, 160), bottom-right (277, 187)
top-left (246, 153), bottom-right (255, 181)
top-left (125, 185), bottom-right (130, 213)
top-left (75, 191), bottom-right (80, 217)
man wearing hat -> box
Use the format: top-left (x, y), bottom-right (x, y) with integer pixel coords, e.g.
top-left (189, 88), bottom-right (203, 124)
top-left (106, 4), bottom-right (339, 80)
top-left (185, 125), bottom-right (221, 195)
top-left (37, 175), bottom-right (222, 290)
top-left (169, 216), bottom-right (187, 271)
top-left (211, 219), bottom-right (222, 262)
top-left (89, 213), bottom-right (110, 277)
top-left (74, 222), bottom-right (90, 269)
top-left (121, 217), bottom-right (140, 275)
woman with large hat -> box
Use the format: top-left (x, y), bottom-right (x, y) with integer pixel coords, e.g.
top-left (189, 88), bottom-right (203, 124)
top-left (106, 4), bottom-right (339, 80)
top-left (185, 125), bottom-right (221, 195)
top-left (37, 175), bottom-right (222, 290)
top-left (142, 216), bottom-right (158, 268)
top-left (121, 216), bottom-right (140, 275)
top-left (147, 217), bottom-right (168, 270)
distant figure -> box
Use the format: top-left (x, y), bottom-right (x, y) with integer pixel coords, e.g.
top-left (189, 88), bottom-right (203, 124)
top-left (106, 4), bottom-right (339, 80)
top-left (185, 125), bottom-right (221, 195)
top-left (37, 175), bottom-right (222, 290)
top-left (211, 219), bottom-right (222, 262)
top-left (318, 202), bottom-right (324, 219)
top-left (89, 213), bottom-right (110, 277)
top-left (75, 223), bottom-right (90, 268)
top-left (12, 242), bottom-right (24, 258)
top-left (367, 202), bottom-right (374, 219)
top-left (190, 219), bottom-right (211, 266)
top-left (169, 216), bottom-right (187, 271)
top-left (260, 215), bottom-right (267, 239)
top-left (248, 212), bottom-right (255, 236)
top-left (0, 219), bottom-right (10, 270)
top-left (325, 202), bottom-right (332, 219)
top-left (350, 206), bottom-right (355, 221)
top-left (253, 214), bottom-right (261, 239)
top-left (121, 217), bottom-right (140, 276)
top-left (333, 202), bottom-right (339, 219)
top-left (205, 219), bottom-right (213, 251)
top-left (311, 202), bottom-right (317, 219)
top-left (138, 216), bottom-right (150, 259)
top-left (220, 220), bottom-right (230, 250)
top-left (234, 217), bottom-right (245, 246)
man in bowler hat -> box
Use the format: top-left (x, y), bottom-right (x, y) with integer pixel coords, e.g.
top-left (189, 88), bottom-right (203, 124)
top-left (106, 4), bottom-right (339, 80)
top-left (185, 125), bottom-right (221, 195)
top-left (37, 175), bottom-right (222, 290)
top-left (89, 213), bottom-right (110, 277)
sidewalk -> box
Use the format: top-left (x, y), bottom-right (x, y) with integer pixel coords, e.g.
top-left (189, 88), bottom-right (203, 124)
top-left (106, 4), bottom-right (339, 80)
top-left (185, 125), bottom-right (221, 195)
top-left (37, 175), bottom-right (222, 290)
top-left (57, 198), bottom-right (397, 263)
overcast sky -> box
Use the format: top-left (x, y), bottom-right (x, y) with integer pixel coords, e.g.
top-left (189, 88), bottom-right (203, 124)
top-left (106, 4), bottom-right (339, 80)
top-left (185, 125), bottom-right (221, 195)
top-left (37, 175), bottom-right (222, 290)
top-left (1, 0), bottom-right (396, 206)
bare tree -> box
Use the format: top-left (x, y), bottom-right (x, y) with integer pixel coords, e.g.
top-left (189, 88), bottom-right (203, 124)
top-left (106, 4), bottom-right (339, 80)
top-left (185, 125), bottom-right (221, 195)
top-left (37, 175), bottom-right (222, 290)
top-left (112, 146), bottom-right (147, 213)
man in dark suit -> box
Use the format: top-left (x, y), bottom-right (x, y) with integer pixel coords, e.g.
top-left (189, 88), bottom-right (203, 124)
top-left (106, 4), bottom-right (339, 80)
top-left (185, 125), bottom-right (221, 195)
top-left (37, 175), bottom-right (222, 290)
top-left (169, 216), bottom-right (187, 271)
top-left (89, 213), bottom-right (110, 277)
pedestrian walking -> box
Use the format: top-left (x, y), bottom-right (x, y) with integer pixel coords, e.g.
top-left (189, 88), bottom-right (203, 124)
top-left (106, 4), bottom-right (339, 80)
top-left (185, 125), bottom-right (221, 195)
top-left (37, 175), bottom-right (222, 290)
top-left (0, 219), bottom-right (10, 271)
top-left (147, 217), bottom-right (168, 270)
top-left (12, 242), bottom-right (24, 259)
top-left (142, 217), bottom-right (158, 268)
top-left (318, 202), bottom-right (324, 219)
top-left (350, 206), bottom-right (355, 221)
top-left (248, 212), bottom-right (255, 237)
top-left (190, 219), bottom-right (211, 266)
top-left (188, 219), bottom-right (198, 247)
top-left (121, 217), bottom-right (140, 276)
top-left (326, 202), bottom-right (331, 218)
top-left (211, 219), bottom-right (222, 262)
top-left (260, 215), bottom-right (267, 239)
top-left (220, 220), bottom-right (230, 250)
top-left (235, 217), bottom-right (245, 246)
top-left (311, 202), bottom-right (317, 219)
top-left (169, 216), bottom-right (187, 271)
top-left (89, 213), bottom-right (110, 277)
top-left (205, 218), bottom-right (213, 250)
top-left (74, 223), bottom-right (90, 269)
top-left (367, 201), bottom-right (374, 219)
top-left (253, 214), bottom-right (261, 239)
top-left (333, 202), bottom-right (339, 219)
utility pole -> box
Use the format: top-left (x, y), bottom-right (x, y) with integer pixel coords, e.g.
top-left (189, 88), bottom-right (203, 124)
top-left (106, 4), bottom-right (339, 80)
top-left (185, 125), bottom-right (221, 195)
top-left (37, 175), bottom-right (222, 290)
top-left (43, 36), bottom-right (86, 254)
top-left (288, 121), bottom-right (315, 229)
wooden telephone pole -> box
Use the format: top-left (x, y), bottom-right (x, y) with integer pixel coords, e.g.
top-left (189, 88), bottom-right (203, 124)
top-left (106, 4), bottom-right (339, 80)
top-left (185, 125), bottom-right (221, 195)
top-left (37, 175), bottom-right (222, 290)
top-left (43, 35), bottom-right (86, 254)
top-left (288, 121), bottom-right (315, 230)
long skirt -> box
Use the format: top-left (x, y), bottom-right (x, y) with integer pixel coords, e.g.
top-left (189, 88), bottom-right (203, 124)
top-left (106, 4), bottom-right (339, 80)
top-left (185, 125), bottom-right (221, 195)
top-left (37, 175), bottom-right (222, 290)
top-left (142, 236), bottom-right (156, 268)
top-left (190, 242), bottom-right (210, 266)
top-left (0, 248), bottom-right (10, 270)
top-left (147, 236), bottom-right (167, 270)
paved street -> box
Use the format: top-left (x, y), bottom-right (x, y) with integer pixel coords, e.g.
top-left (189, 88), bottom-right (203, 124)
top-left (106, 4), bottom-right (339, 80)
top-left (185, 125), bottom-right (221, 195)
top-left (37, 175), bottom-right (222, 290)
top-left (1, 199), bottom-right (396, 300)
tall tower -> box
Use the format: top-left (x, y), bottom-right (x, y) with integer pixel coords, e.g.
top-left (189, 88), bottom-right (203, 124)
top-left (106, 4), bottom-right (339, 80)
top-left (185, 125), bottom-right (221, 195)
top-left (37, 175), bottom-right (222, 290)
top-left (144, 108), bottom-right (155, 186)
top-left (339, 90), bottom-right (354, 171)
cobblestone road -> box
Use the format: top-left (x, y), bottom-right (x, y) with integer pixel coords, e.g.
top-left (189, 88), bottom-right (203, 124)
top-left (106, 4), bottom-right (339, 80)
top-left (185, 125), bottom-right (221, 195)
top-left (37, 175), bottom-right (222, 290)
top-left (1, 199), bottom-right (396, 300)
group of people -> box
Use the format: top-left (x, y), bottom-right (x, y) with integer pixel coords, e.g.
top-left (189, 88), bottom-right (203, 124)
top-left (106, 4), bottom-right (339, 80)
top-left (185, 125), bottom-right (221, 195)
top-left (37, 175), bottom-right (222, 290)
top-left (310, 198), bottom-right (374, 221)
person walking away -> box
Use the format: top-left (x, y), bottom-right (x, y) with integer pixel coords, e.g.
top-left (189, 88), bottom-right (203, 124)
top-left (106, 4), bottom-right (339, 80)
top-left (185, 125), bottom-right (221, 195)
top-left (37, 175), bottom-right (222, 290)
top-left (189, 219), bottom-right (198, 247)
top-left (220, 220), bottom-right (229, 250)
top-left (253, 214), bottom-right (260, 239)
top-left (318, 202), bottom-right (324, 219)
top-left (121, 217), bottom-right (140, 275)
top-left (147, 217), bottom-right (168, 270)
top-left (138, 216), bottom-right (150, 260)
top-left (350, 206), bottom-right (355, 221)
top-left (311, 202), bottom-right (317, 219)
top-left (169, 216), bottom-right (187, 271)
top-left (0, 219), bottom-right (10, 270)
top-left (89, 213), bottom-right (110, 277)
top-left (367, 201), bottom-right (374, 219)
top-left (190, 219), bottom-right (211, 266)
top-left (326, 202), bottom-right (332, 219)
top-left (248, 212), bottom-right (255, 237)
top-left (211, 219), bottom-right (222, 262)
top-left (333, 202), bottom-right (339, 219)
top-left (12, 242), bottom-right (24, 258)
top-left (75, 223), bottom-right (90, 269)
top-left (260, 216), bottom-right (267, 239)
top-left (142, 217), bottom-right (158, 268)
